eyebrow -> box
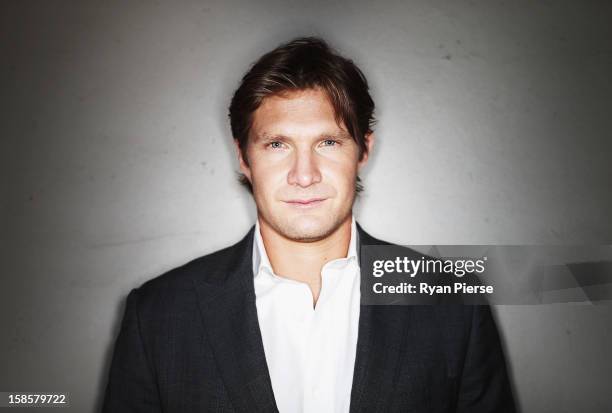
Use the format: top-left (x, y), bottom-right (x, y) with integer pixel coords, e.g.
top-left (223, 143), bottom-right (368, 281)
top-left (253, 132), bottom-right (286, 142)
top-left (254, 130), bottom-right (352, 142)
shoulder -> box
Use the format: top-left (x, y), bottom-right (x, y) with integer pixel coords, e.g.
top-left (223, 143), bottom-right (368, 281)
top-left (131, 226), bottom-right (255, 304)
top-left (357, 222), bottom-right (493, 323)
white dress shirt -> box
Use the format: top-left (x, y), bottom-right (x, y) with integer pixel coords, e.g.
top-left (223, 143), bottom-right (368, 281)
top-left (252, 216), bottom-right (361, 413)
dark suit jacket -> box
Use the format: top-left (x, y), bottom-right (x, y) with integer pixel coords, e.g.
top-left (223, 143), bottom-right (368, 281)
top-left (102, 223), bottom-right (516, 412)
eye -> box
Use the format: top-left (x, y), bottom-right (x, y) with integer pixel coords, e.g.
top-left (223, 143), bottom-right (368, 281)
top-left (268, 141), bottom-right (284, 149)
top-left (321, 139), bottom-right (338, 147)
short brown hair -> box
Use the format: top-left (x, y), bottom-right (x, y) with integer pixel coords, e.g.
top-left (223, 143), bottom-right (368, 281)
top-left (228, 36), bottom-right (375, 193)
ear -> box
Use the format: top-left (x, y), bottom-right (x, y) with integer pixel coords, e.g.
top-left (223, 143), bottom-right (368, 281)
top-left (234, 139), bottom-right (252, 182)
top-left (357, 132), bottom-right (375, 170)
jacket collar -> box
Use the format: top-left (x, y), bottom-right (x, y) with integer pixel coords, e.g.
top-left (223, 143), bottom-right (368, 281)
top-left (193, 222), bottom-right (405, 413)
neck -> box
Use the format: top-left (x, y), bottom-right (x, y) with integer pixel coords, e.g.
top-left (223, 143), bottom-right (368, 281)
top-left (258, 215), bottom-right (353, 306)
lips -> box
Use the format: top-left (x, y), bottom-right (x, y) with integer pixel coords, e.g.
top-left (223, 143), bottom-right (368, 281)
top-left (284, 198), bottom-right (327, 208)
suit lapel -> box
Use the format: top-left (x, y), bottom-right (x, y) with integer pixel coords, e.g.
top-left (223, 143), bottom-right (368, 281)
top-left (192, 222), bottom-right (407, 413)
top-left (193, 227), bottom-right (278, 413)
top-left (350, 223), bottom-right (409, 412)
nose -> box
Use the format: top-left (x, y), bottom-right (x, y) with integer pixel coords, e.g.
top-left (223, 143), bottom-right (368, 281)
top-left (287, 148), bottom-right (322, 187)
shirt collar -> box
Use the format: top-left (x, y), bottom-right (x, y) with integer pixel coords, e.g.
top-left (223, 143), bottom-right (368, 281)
top-left (252, 215), bottom-right (358, 278)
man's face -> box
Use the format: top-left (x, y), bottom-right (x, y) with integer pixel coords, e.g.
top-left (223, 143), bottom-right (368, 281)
top-left (237, 88), bottom-right (373, 242)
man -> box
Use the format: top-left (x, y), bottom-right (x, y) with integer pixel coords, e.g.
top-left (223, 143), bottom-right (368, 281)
top-left (102, 37), bottom-right (516, 412)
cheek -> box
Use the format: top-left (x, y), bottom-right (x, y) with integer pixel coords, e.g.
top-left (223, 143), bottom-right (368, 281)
top-left (324, 162), bottom-right (358, 193)
top-left (251, 163), bottom-right (285, 197)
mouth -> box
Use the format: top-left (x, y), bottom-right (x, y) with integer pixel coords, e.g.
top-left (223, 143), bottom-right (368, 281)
top-left (283, 198), bottom-right (327, 208)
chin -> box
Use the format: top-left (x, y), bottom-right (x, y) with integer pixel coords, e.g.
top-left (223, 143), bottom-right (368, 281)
top-left (281, 214), bottom-right (338, 242)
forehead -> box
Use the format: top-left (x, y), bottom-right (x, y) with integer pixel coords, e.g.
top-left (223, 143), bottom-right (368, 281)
top-left (250, 88), bottom-right (347, 139)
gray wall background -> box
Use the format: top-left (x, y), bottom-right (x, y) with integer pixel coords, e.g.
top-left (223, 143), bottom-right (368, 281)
top-left (1, 1), bottom-right (611, 412)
